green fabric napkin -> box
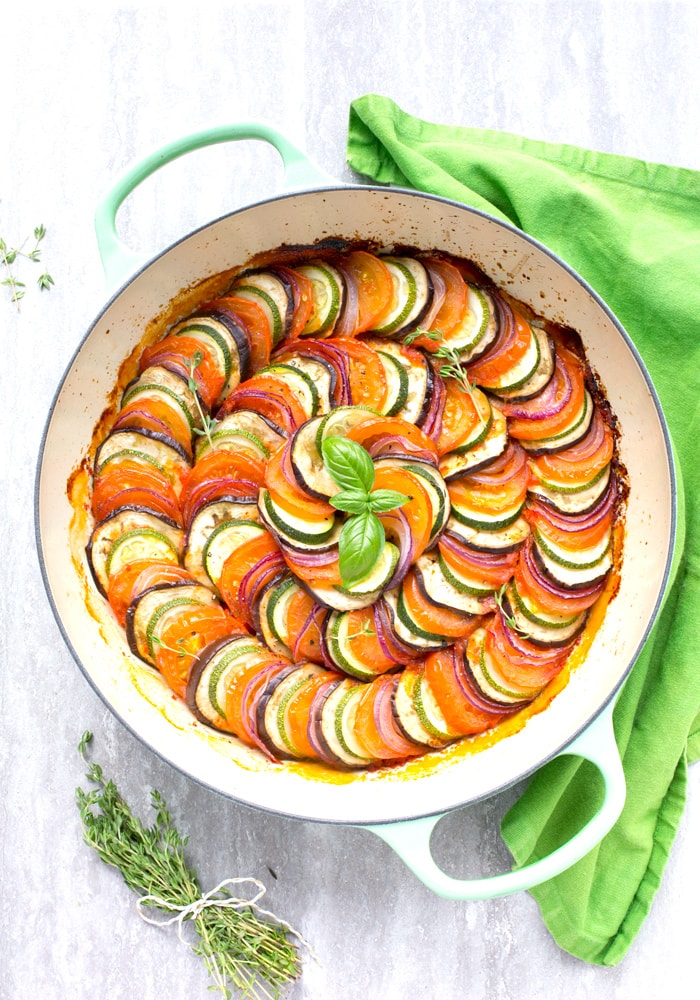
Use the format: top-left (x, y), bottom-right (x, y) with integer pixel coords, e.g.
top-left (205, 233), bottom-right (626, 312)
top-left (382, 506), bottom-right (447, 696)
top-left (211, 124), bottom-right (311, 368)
top-left (346, 94), bottom-right (700, 966)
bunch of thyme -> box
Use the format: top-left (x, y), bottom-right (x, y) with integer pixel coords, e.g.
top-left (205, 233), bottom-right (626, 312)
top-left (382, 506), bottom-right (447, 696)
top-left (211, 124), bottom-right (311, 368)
top-left (76, 732), bottom-right (302, 999)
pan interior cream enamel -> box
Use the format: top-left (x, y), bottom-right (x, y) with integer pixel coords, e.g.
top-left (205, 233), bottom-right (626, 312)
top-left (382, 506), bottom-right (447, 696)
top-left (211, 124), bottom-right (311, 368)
top-left (36, 186), bottom-right (675, 826)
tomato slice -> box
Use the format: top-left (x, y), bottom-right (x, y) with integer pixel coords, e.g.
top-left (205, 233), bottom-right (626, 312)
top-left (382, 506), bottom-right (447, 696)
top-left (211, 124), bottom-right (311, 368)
top-left (504, 347), bottom-right (586, 441)
top-left (353, 674), bottom-right (422, 761)
top-left (155, 605), bottom-right (242, 700)
top-left (485, 617), bottom-right (566, 690)
top-left (341, 251), bottom-right (394, 334)
top-left (448, 445), bottom-right (530, 515)
top-left (466, 308), bottom-right (533, 385)
top-left (339, 606), bottom-right (401, 674)
top-left (530, 409), bottom-right (614, 485)
top-left (183, 447), bottom-right (266, 491)
top-left (425, 258), bottom-right (469, 337)
top-left (374, 465), bottom-right (433, 559)
top-left (264, 440), bottom-right (335, 522)
top-left (347, 416), bottom-right (438, 461)
top-left (113, 397), bottom-right (194, 457)
top-left (423, 645), bottom-right (506, 736)
top-left (92, 463), bottom-right (182, 523)
top-left (106, 559), bottom-right (175, 626)
top-left (224, 648), bottom-right (286, 743)
top-left (218, 531), bottom-right (283, 623)
top-left (283, 548), bottom-right (343, 588)
top-left (434, 378), bottom-right (484, 456)
top-left (284, 587), bottom-right (327, 664)
top-left (402, 570), bottom-right (479, 639)
top-left (206, 295), bottom-right (273, 373)
top-left (140, 333), bottom-right (225, 409)
top-left (329, 337), bottom-right (388, 412)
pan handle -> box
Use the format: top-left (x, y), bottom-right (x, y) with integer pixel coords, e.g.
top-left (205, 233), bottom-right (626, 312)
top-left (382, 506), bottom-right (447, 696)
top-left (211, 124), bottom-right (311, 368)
top-left (94, 123), bottom-right (334, 288)
top-left (360, 697), bottom-right (625, 899)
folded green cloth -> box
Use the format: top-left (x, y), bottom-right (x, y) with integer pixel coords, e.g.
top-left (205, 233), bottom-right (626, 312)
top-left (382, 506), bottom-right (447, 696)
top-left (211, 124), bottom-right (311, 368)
top-left (347, 94), bottom-right (700, 966)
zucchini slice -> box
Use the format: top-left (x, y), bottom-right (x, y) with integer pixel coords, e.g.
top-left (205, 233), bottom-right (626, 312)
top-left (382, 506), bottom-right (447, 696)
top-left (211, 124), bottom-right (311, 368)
top-left (439, 405), bottom-right (509, 480)
top-left (201, 517), bottom-right (269, 591)
top-left (87, 507), bottom-right (184, 595)
top-left (232, 271), bottom-right (293, 345)
top-left (365, 339), bottom-right (432, 425)
top-left (370, 256), bottom-right (433, 337)
top-left (95, 429), bottom-right (191, 486)
top-left (414, 552), bottom-right (496, 615)
top-left (313, 678), bottom-right (373, 767)
top-left (393, 667), bottom-right (456, 747)
top-left (443, 285), bottom-right (499, 360)
top-left (258, 488), bottom-right (338, 547)
top-left (274, 352), bottom-right (336, 414)
top-left (386, 588), bottom-right (448, 651)
top-left (126, 581), bottom-right (220, 665)
top-left (375, 349), bottom-right (410, 416)
top-left (295, 262), bottom-right (345, 336)
top-left (121, 365), bottom-right (201, 434)
top-left (255, 663), bottom-right (330, 759)
top-left (256, 574), bottom-right (298, 657)
top-left (186, 634), bottom-right (263, 729)
top-left (256, 362), bottom-right (320, 420)
top-left (491, 328), bottom-right (555, 402)
top-left (185, 503), bottom-right (261, 587)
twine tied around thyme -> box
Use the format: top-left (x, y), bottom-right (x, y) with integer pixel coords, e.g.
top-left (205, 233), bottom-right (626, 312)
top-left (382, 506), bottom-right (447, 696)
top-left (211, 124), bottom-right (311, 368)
top-left (137, 876), bottom-right (319, 992)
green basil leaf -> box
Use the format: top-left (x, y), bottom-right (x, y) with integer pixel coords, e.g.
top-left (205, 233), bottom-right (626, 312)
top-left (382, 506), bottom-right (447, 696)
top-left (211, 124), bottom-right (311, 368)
top-left (330, 489), bottom-right (371, 514)
top-left (367, 489), bottom-right (410, 514)
top-left (321, 436), bottom-right (375, 493)
top-left (338, 511), bottom-right (384, 587)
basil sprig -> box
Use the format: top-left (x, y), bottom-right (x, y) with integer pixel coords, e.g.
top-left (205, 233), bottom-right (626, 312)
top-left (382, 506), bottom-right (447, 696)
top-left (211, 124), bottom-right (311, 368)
top-left (321, 436), bottom-right (408, 588)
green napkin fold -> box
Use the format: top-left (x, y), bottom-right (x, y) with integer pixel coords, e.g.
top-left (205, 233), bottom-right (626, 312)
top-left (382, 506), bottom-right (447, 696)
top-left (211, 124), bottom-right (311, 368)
top-left (347, 94), bottom-right (700, 966)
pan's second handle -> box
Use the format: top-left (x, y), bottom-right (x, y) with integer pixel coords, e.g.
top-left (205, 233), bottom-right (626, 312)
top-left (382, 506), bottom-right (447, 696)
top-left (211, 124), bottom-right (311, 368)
top-left (94, 122), bottom-right (334, 289)
top-left (361, 698), bottom-right (625, 900)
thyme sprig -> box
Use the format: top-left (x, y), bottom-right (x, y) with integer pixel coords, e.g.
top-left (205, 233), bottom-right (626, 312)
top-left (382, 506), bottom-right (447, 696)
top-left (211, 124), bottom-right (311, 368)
top-left (76, 731), bottom-right (303, 999)
top-left (494, 583), bottom-right (532, 639)
top-left (0, 224), bottom-right (54, 308)
top-left (404, 327), bottom-right (487, 427)
top-left (186, 351), bottom-right (219, 448)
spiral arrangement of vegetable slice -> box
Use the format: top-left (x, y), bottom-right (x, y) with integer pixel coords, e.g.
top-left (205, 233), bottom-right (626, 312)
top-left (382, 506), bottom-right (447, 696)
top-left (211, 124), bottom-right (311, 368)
top-left (86, 246), bottom-right (623, 769)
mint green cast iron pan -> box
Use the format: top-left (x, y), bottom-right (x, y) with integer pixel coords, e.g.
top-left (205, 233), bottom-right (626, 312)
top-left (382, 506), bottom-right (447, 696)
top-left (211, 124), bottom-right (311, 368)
top-left (36, 124), bottom-right (678, 900)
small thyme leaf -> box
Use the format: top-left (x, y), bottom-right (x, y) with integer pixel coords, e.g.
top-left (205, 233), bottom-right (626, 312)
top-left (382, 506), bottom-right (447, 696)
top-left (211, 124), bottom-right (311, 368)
top-left (346, 619), bottom-right (376, 641)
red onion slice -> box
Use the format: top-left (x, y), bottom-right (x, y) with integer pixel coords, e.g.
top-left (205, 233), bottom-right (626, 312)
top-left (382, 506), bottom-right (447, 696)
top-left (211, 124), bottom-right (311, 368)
top-left (498, 348), bottom-right (574, 422)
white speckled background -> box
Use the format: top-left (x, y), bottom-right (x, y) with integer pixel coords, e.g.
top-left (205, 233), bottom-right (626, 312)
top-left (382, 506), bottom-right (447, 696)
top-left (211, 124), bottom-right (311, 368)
top-left (2, 2), bottom-right (698, 998)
